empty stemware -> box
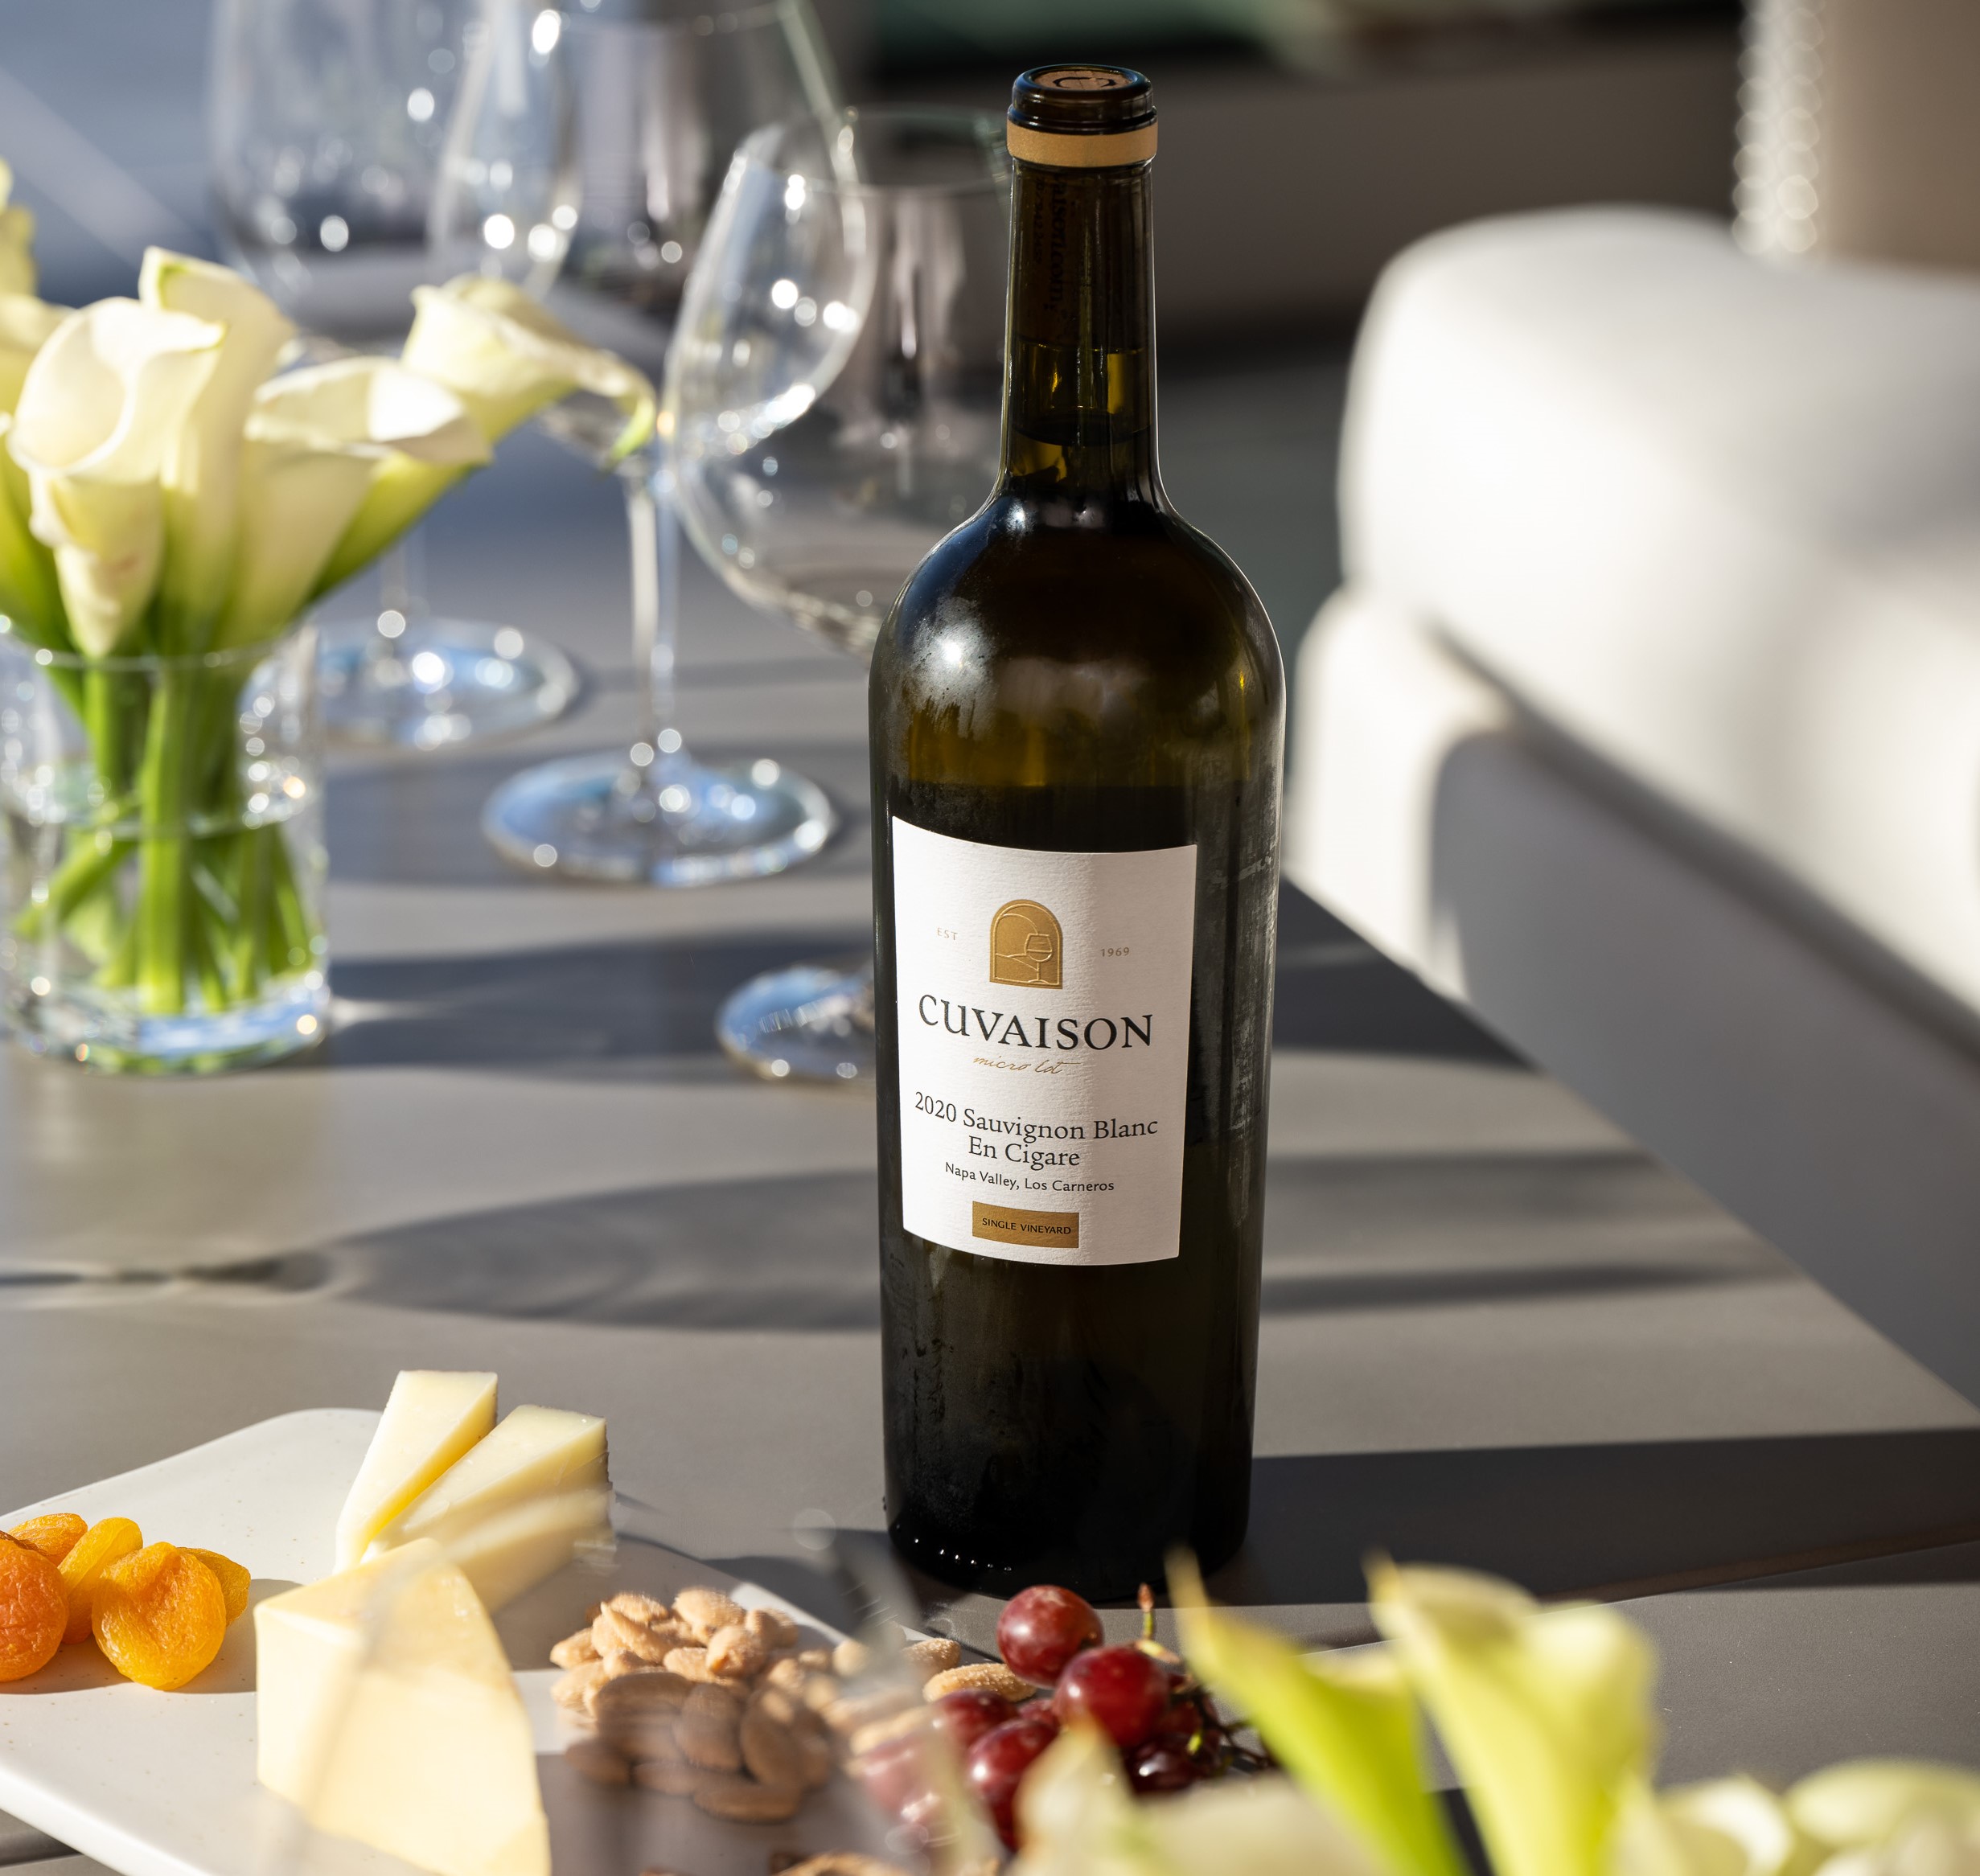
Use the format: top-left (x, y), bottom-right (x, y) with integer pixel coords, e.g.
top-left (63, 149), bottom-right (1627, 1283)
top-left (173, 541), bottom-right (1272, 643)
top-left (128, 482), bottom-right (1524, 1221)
top-left (479, 0), bottom-right (845, 885)
top-left (209, 0), bottom-right (582, 749)
top-left (667, 106), bottom-right (1009, 1075)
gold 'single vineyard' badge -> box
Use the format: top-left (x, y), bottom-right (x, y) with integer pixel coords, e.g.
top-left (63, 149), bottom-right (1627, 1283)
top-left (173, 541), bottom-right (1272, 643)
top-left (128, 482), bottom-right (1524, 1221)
top-left (989, 899), bottom-right (1063, 988)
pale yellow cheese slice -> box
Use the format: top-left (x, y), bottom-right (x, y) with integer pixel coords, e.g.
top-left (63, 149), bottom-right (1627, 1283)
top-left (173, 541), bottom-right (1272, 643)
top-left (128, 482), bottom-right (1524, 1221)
top-left (335, 1370), bottom-right (498, 1572)
top-left (256, 1540), bottom-right (548, 1876)
top-left (367, 1404), bottom-right (610, 1610)
top-left (438, 1484), bottom-right (614, 1612)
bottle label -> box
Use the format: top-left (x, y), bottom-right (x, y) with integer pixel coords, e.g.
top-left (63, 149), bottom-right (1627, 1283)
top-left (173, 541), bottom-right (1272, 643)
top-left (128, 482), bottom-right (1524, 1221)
top-left (891, 817), bottom-right (1197, 1266)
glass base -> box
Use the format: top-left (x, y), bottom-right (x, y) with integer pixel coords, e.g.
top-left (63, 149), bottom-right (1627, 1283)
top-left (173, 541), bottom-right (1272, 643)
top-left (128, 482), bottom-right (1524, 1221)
top-left (481, 747), bottom-right (836, 887)
top-left (717, 955), bottom-right (874, 1082)
top-left (316, 616), bottom-right (580, 750)
top-left (6, 972), bottom-right (331, 1075)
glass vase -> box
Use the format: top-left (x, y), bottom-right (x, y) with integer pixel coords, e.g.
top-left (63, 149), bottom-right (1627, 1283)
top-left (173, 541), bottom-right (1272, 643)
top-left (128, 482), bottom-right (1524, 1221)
top-left (0, 623), bottom-right (328, 1073)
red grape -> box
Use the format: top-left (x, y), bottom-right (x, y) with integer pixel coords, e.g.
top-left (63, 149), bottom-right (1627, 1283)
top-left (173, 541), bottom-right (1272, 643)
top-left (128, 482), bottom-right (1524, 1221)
top-left (996, 1584), bottom-right (1103, 1685)
top-left (966, 1716), bottom-right (1059, 1849)
top-left (856, 1732), bottom-right (931, 1819)
top-left (1052, 1644), bottom-right (1171, 1749)
top-left (1151, 1692), bottom-right (1206, 1742)
top-left (1015, 1692), bottom-right (1061, 1731)
top-left (1126, 1738), bottom-right (1200, 1795)
top-left (934, 1688), bottom-right (1017, 1756)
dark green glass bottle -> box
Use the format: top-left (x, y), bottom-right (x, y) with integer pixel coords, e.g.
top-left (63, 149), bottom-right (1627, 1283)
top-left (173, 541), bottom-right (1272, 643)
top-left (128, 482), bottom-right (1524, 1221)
top-left (869, 64), bottom-right (1283, 1599)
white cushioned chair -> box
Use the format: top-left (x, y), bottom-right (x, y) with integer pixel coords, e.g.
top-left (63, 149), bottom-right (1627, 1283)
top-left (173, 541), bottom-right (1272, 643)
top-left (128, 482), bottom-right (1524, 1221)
top-left (1285, 2), bottom-right (1980, 1408)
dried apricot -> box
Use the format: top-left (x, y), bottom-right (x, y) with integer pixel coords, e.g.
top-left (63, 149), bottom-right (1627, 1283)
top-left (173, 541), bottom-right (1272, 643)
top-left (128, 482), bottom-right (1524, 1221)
top-left (185, 1548), bottom-right (250, 1623)
top-left (92, 1543), bottom-right (227, 1690)
top-left (0, 1541), bottom-right (68, 1682)
top-left (57, 1517), bottom-right (142, 1645)
top-left (9, 1513), bottom-right (87, 1564)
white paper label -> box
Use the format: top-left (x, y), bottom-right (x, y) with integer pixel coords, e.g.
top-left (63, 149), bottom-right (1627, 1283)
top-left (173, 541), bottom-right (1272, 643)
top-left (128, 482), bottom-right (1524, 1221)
top-left (891, 817), bottom-right (1197, 1266)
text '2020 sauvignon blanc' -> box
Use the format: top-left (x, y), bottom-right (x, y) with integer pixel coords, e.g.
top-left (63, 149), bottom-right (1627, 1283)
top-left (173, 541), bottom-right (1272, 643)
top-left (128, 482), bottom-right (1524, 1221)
top-left (870, 64), bottom-right (1284, 1598)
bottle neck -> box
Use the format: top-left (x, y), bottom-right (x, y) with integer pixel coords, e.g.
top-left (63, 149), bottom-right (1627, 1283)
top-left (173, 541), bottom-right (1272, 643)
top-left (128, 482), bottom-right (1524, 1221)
top-left (997, 158), bottom-right (1160, 507)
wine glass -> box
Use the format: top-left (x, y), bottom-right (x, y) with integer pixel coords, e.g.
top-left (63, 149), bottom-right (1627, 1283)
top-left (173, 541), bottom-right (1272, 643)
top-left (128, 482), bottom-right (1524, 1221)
top-left (668, 106), bottom-right (1009, 1078)
top-left (208, 0), bottom-right (582, 749)
top-left (477, 0), bottom-right (844, 885)
top-left (249, 1534), bottom-right (988, 1876)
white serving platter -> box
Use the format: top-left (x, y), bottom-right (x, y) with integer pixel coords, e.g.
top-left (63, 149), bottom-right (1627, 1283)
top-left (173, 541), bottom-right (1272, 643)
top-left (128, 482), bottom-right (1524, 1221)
top-left (0, 1410), bottom-right (895, 1876)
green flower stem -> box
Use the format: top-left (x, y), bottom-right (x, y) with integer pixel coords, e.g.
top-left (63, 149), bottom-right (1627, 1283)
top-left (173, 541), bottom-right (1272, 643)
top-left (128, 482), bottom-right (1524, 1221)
top-left (40, 662), bottom-right (88, 729)
top-left (99, 899), bottom-right (141, 991)
top-left (135, 668), bottom-right (195, 1014)
top-left (84, 670), bottom-right (121, 797)
top-left (184, 876), bottom-right (226, 1011)
top-left (16, 635), bottom-right (324, 1036)
top-left (15, 829), bottom-right (128, 944)
top-left (230, 827), bottom-right (271, 996)
top-left (269, 829), bottom-right (312, 971)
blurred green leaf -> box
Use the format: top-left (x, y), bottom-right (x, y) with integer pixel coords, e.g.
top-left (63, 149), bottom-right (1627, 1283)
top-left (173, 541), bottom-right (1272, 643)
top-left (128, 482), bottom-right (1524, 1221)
top-left (1370, 1560), bottom-right (1658, 1876)
top-left (1171, 1553), bottom-right (1469, 1876)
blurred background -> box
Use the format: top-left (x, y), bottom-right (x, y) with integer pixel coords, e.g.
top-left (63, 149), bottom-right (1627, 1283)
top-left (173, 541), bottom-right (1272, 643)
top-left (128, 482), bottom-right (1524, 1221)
top-left (0, 0), bottom-right (1743, 701)
top-left (0, 0), bottom-right (1740, 331)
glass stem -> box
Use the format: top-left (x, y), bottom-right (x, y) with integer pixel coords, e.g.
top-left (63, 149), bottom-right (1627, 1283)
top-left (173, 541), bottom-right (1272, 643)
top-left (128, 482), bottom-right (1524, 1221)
top-left (368, 531), bottom-right (425, 676)
top-left (380, 536), bottom-right (415, 618)
top-left (624, 452), bottom-right (683, 777)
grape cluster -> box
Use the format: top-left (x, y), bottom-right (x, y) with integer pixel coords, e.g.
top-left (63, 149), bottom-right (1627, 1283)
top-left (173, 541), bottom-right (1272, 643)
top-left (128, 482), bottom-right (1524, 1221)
top-left (954, 1583), bottom-right (1237, 1849)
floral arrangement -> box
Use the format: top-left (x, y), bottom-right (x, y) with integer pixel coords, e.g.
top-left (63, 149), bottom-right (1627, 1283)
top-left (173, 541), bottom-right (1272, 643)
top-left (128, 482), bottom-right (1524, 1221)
top-left (0, 159), bottom-right (651, 1052)
top-left (1004, 1557), bottom-right (1980, 1876)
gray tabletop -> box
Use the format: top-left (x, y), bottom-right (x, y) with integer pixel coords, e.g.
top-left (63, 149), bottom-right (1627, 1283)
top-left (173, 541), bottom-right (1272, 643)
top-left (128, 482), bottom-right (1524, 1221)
top-left (2, 6), bottom-right (1974, 1866)
top-left (3, 365), bottom-right (1979, 1874)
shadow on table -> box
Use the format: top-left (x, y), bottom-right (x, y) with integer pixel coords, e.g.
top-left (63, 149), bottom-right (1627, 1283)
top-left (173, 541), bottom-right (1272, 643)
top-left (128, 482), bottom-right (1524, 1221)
top-left (314, 929), bottom-right (869, 1081)
top-left (1274, 884), bottom-right (1518, 1063)
top-left (730, 1434), bottom-right (1980, 1656)
top-left (326, 739), bottom-right (871, 889)
top-left (308, 883), bottom-right (1509, 1078)
top-left (1212, 1426), bottom-right (1980, 1614)
top-left (271, 1139), bottom-right (1777, 1329)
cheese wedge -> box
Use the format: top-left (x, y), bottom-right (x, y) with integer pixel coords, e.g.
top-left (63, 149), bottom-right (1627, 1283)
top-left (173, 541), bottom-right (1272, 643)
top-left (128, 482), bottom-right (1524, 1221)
top-left (256, 1541), bottom-right (548, 1876)
top-left (335, 1371), bottom-right (498, 1572)
top-left (438, 1485), bottom-right (613, 1612)
top-left (367, 1405), bottom-right (610, 1610)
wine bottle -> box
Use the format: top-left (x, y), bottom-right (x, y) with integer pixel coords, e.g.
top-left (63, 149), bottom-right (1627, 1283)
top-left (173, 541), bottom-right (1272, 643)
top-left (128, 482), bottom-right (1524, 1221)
top-left (869, 65), bottom-right (1284, 1598)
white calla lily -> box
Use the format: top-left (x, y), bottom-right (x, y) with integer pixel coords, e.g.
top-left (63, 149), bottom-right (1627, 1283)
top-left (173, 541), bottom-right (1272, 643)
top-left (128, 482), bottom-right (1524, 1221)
top-left (1154, 1779), bottom-right (1391, 1876)
top-left (1011, 1722), bottom-right (1380, 1876)
top-left (0, 415), bottom-right (64, 643)
top-left (308, 436), bottom-right (483, 601)
top-left (1612, 1784), bottom-right (1751, 1876)
top-left (0, 291), bottom-right (66, 415)
top-left (401, 274), bottom-right (656, 456)
top-left (139, 249), bottom-right (294, 647)
top-left (0, 294), bottom-right (69, 643)
top-left (0, 159), bottom-right (35, 297)
top-left (1370, 1562), bottom-right (1658, 1876)
top-left (1815, 1821), bottom-right (1980, 1876)
top-left (1792, 1766), bottom-right (1980, 1854)
top-left (1668, 1777), bottom-right (1828, 1876)
top-left (1614, 1779), bottom-right (1829, 1876)
top-left (220, 356), bottom-right (490, 646)
top-left (7, 298), bottom-right (224, 655)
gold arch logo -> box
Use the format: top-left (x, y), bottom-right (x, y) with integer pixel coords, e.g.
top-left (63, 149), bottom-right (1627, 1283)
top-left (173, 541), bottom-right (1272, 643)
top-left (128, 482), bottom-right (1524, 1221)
top-left (989, 899), bottom-right (1063, 988)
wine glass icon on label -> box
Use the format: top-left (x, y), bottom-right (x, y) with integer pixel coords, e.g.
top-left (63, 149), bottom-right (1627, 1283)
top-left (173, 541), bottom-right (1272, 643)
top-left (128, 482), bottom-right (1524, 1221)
top-left (989, 901), bottom-right (1062, 989)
